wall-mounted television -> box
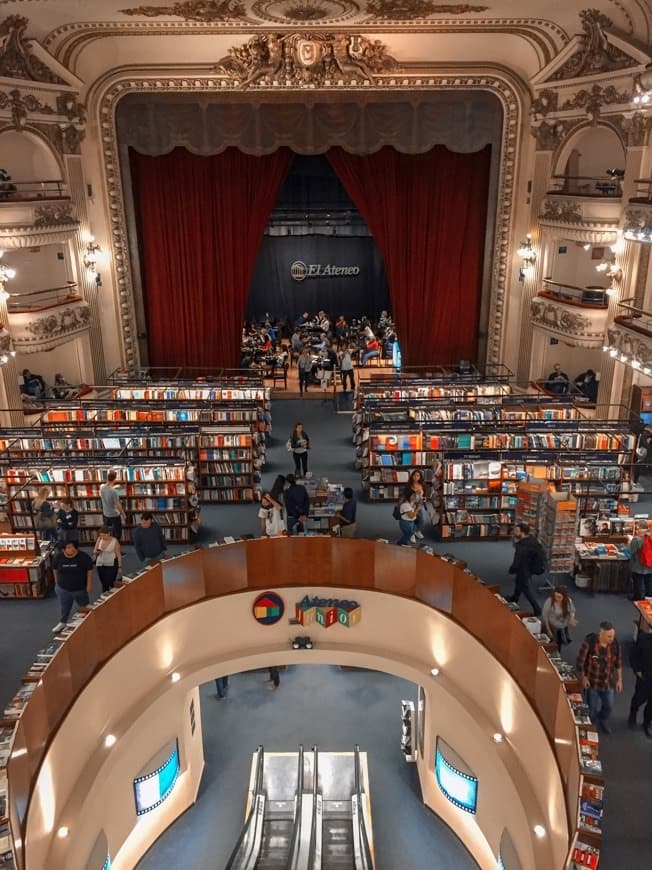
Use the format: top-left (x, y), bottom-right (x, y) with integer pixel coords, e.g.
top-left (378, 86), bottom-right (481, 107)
top-left (133, 740), bottom-right (180, 816)
top-left (435, 737), bottom-right (478, 814)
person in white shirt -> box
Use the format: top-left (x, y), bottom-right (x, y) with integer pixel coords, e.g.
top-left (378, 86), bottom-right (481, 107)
top-left (339, 343), bottom-right (355, 392)
top-left (258, 492), bottom-right (286, 537)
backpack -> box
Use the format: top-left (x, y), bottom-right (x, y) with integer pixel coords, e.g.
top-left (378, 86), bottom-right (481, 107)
top-left (639, 535), bottom-right (652, 567)
top-left (392, 505), bottom-right (401, 521)
top-left (528, 540), bottom-right (547, 575)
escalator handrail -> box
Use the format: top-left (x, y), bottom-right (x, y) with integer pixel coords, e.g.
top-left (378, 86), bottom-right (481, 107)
top-left (353, 745), bottom-right (374, 870)
top-left (286, 744), bottom-right (305, 870)
top-left (224, 745), bottom-right (265, 870)
top-left (307, 745), bottom-right (320, 869)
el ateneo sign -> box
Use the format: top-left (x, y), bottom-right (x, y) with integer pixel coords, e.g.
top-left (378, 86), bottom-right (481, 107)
top-left (290, 260), bottom-right (360, 282)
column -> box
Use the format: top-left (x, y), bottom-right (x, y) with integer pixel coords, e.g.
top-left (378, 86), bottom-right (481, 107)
top-left (0, 297), bottom-right (24, 426)
top-left (64, 155), bottom-right (107, 384)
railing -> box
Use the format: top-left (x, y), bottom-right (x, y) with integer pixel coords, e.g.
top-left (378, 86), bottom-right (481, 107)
top-left (7, 283), bottom-right (80, 312)
top-left (547, 175), bottom-right (622, 197)
top-left (540, 279), bottom-right (609, 308)
top-left (353, 745), bottom-right (374, 870)
top-left (225, 745), bottom-right (267, 870)
top-left (108, 366), bottom-right (264, 384)
top-left (0, 179), bottom-right (69, 201)
top-left (6, 541), bottom-right (578, 870)
top-left (614, 297), bottom-right (652, 338)
top-left (629, 178), bottom-right (652, 203)
top-left (287, 746), bottom-right (306, 870)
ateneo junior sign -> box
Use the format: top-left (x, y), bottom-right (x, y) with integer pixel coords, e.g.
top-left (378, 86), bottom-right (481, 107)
top-left (290, 260), bottom-right (360, 282)
top-left (295, 595), bottom-right (361, 628)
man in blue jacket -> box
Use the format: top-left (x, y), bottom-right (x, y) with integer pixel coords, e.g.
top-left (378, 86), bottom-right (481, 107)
top-left (283, 474), bottom-right (310, 535)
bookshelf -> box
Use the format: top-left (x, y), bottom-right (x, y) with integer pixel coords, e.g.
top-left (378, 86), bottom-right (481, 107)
top-left (0, 533), bottom-right (52, 599)
top-left (541, 491), bottom-right (578, 575)
top-left (6, 462), bottom-right (192, 545)
top-left (516, 479), bottom-right (548, 535)
top-left (198, 427), bottom-right (256, 503)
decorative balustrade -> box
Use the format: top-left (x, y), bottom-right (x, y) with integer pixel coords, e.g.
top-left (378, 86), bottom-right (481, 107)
top-left (531, 294), bottom-right (609, 348)
top-left (7, 283), bottom-right (80, 313)
top-left (547, 175), bottom-right (622, 198)
top-left (540, 279), bottom-right (609, 309)
top-left (0, 178), bottom-right (69, 202)
top-left (7, 294), bottom-right (90, 353)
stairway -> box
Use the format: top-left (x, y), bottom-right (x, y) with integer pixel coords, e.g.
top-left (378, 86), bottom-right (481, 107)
top-left (321, 799), bottom-right (355, 869)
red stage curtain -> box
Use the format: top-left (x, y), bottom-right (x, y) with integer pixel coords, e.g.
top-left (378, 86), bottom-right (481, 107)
top-left (327, 145), bottom-right (491, 366)
top-left (130, 147), bottom-right (293, 369)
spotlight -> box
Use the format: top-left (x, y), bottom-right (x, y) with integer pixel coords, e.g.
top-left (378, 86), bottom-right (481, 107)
top-left (430, 667), bottom-right (440, 677)
top-left (56, 826), bottom-right (70, 839)
top-left (104, 734), bottom-right (117, 748)
top-left (170, 672), bottom-right (181, 683)
top-left (492, 732), bottom-right (504, 743)
top-left (291, 635), bottom-right (313, 650)
top-left (533, 825), bottom-right (546, 838)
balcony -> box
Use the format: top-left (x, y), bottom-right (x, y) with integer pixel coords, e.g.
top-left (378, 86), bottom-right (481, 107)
top-left (539, 181), bottom-right (621, 244)
top-left (0, 181), bottom-right (77, 248)
top-left (605, 298), bottom-right (652, 372)
top-left (530, 293), bottom-right (609, 349)
top-left (539, 279), bottom-right (609, 309)
top-left (7, 287), bottom-right (91, 353)
top-left (547, 176), bottom-right (622, 198)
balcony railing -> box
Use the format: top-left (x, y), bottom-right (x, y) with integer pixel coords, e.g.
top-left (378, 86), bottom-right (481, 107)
top-left (7, 283), bottom-right (81, 313)
top-left (614, 298), bottom-right (652, 338)
top-left (547, 175), bottom-right (622, 197)
top-left (629, 178), bottom-right (652, 204)
top-left (0, 179), bottom-right (69, 202)
top-left (540, 279), bottom-right (609, 308)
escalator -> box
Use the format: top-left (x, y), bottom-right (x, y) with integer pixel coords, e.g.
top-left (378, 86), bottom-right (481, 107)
top-left (225, 745), bottom-right (374, 870)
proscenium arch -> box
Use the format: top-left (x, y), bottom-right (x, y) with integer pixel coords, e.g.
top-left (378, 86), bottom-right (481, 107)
top-left (9, 540), bottom-right (575, 870)
top-left (87, 65), bottom-right (526, 370)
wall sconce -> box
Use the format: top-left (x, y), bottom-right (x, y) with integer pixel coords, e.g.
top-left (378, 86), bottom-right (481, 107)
top-left (0, 252), bottom-right (16, 302)
top-left (83, 238), bottom-right (102, 286)
top-left (517, 234), bottom-right (536, 281)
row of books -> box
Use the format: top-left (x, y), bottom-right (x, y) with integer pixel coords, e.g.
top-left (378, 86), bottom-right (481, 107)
top-left (111, 387), bottom-right (268, 401)
top-left (7, 466), bottom-right (187, 484)
top-left (198, 449), bottom-right (251, 461)
top-left (440, 523), bottom-right (513, 539)
top-left (443, 496), bottom-right (518, 510)
top-left (369, 432), bottom-right (634, 452)
top-left (443, 480), bottom-right (519, 494)
top-left (0, 536), bottom-right (36, 552)
top-left (408, 407), bottom-right (580, 422)
top-left (198, 434), bottom-right (252, 448)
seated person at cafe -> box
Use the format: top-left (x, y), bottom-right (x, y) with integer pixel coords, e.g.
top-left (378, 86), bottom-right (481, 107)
top-left (361, 335), bottom-right (381, 366)
top-left (545, 363), bottom-right (569, 395)
top-left (574, 369), bottom-right (598, 403)
top-left (52, 373), bottom-right (76, 400)
top-left (295, 311), bottom-right (310, 327)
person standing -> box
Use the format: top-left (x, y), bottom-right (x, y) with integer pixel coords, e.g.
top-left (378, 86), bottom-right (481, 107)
top-left (297, 348), bottom-right (312, 395)
top-left (628, 532), bottom-right (652, 600)
top-left (541, 586), bottom-right (577, 648)
top-left (507, 523), bottom-right (542, 616)
top-left (397, 489), bottom-right (418, 546)
top-left (628, 624), bottom-right (652, 736)
top-left (632, 426), bottom-right (651, 486)
top-left (283, 474), bottom-right (310, 535)
top-left (93, 525), bottom-right (123, 592)
top-left (288, 422), bottom-right (310, 478)
top-left (333, 487), bottom-right (357, 537)
top-left (258, 491), bottom-right (286, 537)
top-left (576, 621), bottom-right (623, 735)
top-left (408, 470), bottom-right (427, 540)
top-left (215, 676), bottom-right (229, 700)
top-left (56, 497), bottom-right (79, 546)
top-left (339, 343), bottom-right (355, 392)
top-left (100, 471), bottom-right (126, 541)
top-left (266, 667), bottom-right (280, 691)
top-left (132, 512), bottom-right (169, 564)
top-left (51, 540), bottom-right (94, 633)
top-left (32, 486), bottom-right (57, 543)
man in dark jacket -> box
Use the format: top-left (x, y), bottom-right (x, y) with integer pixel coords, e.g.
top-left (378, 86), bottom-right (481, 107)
top-left (628, 625), bottom-right (652, 737)
top-left (132, 512), bottom-right (169, 564)
top-left (507, 523), bottom-right (542, 616)
top-left (283, 474), bottom-right (310, 535)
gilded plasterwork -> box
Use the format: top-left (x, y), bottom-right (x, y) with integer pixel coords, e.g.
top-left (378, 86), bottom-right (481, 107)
top-left (364, 1), bottom-right (488, 18)
top-left (214, 33), bottom-right (397, 87)
top-left (0, 14), bottom-right (66, 83)
top-left (252, 0), bottom-right (359, 24)
top-left (551, 8), bottom-right (637, 80)
top-left (120, 0), bottom-right (249, 20)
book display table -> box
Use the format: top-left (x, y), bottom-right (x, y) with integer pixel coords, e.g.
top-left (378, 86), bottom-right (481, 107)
top-left (0, 534), bottom-right (53, 599)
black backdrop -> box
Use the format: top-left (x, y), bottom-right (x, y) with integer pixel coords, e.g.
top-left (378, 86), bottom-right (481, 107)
top-left (246, 234), bottom-right (390, 324)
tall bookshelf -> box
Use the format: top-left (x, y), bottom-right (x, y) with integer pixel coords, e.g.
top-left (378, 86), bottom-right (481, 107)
top-left (6, 461), bottom-right (192, 545)
top-left (198, 427), bottom-right (256, 502)
top-left (541, 491), bottom-right (578, 575)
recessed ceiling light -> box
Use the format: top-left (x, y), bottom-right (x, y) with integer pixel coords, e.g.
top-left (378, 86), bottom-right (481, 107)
top-left (104, 734), bottom-right (117, 748)
top-left (492, 732), bottom-right (504, 743)
top-left (56, 826), bottom-right (69, 839)
top-left (430, 667), bottom-right (440, 677)
top-left (533, 824), bottom-right (546, 838)
top-left (170, 672), bottom-right (181, 683)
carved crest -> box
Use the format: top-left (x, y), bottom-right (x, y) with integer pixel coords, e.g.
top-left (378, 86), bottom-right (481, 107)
top-left (0, 15), bottom-right (66, 84)
top-left (215, 33), bottom-right (397, 87)
top-left (120, 0), bottom-right (249, 20)
top-left (364, 0), bottom-right (488, 18)
top-left (551, 9), bottom-right (635, 81)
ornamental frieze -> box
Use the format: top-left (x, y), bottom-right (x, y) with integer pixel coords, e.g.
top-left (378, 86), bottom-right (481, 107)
top-left (531, 89), bottom-right (558, 119)
top-left (540, 199), bottom-right (582, 223)
top-left (8, 299), bottom-right (91, 353)
top-left (364, 1), bottom-right (489, 18)
top-left (0, 88), bottom-right (54, 128)
top-left (608, 112), bottom-right (649, 147)
top-left (0, 15), bottom-right (66, 84)
top-left (561, 84), bottom-right (631, 119)
top-left (532, 119), bottom-right (574, 151)
top-left (33, 203), bottom-right (77, 228)
top-left (531, 295), bottom-right (607, 348)
top-left (607, 324), bottom-right (652, 363)
top-left (550, 9), bottom-right (636, 81)
top-left (120, 1), bottom-right (250, 21)
top-left (214, 33), bottom-right (397, 88)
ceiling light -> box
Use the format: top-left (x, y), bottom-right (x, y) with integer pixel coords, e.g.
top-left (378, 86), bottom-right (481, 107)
top-left (56, 826), bottom-right (70, 839)
top-left (430, 667), bottom-right (440, 677)
top-left (492, 732), bottom-right (504, 743)
top-left (170, 672), bottom-right (181, 683)
top-left (583, 243), bottom-right (591, 251)
top-left (533, 825), bottom-right (546, 838)
top-left (104, 734), bottom-right (117, 748)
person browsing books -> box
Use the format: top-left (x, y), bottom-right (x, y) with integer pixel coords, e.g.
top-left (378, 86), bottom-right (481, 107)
top-left (32, 486), bottom-right (57, 543)
top-left (396, 489), bottom-right (418, 546)
top-left (283, 474), bottom-right (310, 535)
top-left (100, 470), bottom-right (126, 541)
top-left (93, 525), bottom-right (123, 592)
top-left (132, 512), bottom-right (169, 565)
top-left (541, 586), bottom-right (577, 648)
top-left (51, 540), bottom-right (94, 633)
top-left (258, 491), bottom-right (286, 537)
top-left (56, 497), bottom-right (79, 546)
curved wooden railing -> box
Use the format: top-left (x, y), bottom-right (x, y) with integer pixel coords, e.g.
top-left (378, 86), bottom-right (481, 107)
top-left (6, 539), bottom-right (581, 870)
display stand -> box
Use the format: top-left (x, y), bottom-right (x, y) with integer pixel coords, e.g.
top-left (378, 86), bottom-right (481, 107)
top-left (540, 491), bottom-right (577, 589)
top-left (0, 533), bottom-right (52, 599)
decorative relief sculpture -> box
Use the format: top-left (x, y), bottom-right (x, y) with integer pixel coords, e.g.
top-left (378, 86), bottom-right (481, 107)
top-left (120, 1), bottom-right (249, 20)
top-left (540, 199), bottom-right (582, 223)
top-left (532, 119), bottom-right (574, 151)
top-left (215, 32), bottom-right (397, 87)
top-left (364, 0), bottom-right (488, 18)
top-left (531, 297), bottom-right (594, 335)
top-left (607, 324), bottom-right (651, 362)
top-left (0, 15), bottom-right (66, 84)
top-left (23, 303), bottom-right (91, 342)
top-left (0, 88), bottom-right (54, 128)
top-left (530, 89), bottom-right (558, 118)
top-left (551, 9), bottom-right (635, 81)
top-left (561, 83), bottom-right (631, 119)
top-left (33, 203), bottom-right (77, 228)
top-left (252, 0), bottom-right (359, 23)
top-left (609, 112), bottom-right (649, 147)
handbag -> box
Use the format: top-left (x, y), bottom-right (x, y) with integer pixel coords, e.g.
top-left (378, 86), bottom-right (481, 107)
top-left (392, 505), bottom-right (401, 521)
